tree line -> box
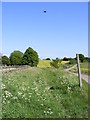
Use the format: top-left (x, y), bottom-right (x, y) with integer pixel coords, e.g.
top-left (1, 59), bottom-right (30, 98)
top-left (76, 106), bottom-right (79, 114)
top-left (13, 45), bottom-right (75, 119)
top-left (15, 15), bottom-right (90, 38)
top-left (45, 54), bottom-right (89, 68)
top-left (2, 47), bottom-right (39, 67)
top-left (1, 47), bottom-right (89, 68)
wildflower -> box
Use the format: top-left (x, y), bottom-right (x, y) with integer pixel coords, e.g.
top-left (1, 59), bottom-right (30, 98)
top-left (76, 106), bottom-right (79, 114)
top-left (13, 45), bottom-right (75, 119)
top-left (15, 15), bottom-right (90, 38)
top-left (41, 103), bottom-right (44, 106)
top-left (5, 90), bottom-right (13, 98)
top-left (22, 94), bottom-right (25, 98)
top-left (67, 86), bottom-right (71, 90)
top-left (1, 84), bottom-right (5, 90)
top-left (13, 96), bottom-right (18, 100)
top-left (18, 91), bottom-right (22, 96)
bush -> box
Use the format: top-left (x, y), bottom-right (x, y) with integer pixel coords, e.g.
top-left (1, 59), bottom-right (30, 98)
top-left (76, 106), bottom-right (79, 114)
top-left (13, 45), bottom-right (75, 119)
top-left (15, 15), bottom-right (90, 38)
top-left (2, 56), bottom-right (10, 66)
top-left (10, 51), bottom-right (23, 65)
top-left (22, 47), bottom-right (39, 67)
top-left (50, 59), bottom-right (60, 68)
top-left (69, 59), bottom-right (77, 65)
top-left (84, 57), bottom-right (90, 63)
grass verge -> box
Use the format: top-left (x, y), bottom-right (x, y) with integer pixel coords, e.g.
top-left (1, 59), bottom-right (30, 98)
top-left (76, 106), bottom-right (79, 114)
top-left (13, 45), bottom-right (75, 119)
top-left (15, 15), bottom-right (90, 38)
top-left (2, 67), bottom-right (88, 118)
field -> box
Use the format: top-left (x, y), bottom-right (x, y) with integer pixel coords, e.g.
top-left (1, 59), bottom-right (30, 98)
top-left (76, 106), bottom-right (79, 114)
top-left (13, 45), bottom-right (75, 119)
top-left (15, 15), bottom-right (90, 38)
top-left (2, 67), bottom-right (88, 118)
top-left (69, 63), bottom-right (90, 76)
top-left (37, 60), bottom-right (51, 68)
top-left (61, 61), bottom-right (70, 64)
top-left (37, 60), bottom-right (70, 68)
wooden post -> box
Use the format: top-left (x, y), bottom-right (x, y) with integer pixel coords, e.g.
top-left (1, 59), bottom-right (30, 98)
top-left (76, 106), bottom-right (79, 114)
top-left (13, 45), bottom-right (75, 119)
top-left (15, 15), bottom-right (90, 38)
top-left (76, 54), bottom-right (82, 87)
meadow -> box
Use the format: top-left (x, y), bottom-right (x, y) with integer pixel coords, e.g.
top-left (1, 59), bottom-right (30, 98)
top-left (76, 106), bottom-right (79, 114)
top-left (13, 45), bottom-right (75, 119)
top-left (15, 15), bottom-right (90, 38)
top-left (2, 65), bottom-right (88, 118)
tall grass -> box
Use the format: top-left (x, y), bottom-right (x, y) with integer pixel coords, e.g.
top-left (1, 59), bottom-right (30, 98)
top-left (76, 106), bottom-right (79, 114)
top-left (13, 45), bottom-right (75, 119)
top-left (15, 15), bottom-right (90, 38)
top-left (2, 67), bottom-right (88, 118)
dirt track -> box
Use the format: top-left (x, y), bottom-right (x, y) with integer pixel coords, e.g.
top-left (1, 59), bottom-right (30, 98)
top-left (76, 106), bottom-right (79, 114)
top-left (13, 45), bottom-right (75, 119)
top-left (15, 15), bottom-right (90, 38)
top-left (65, 64), bottom-right (90, 85)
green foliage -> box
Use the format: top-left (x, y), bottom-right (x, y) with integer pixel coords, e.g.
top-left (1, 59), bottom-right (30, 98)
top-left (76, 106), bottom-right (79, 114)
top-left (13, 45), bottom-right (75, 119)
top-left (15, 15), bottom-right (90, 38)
top-left (84, 57), bottom-right (90, 63)
top-left (10, 51), bottom-right (23, 65)
top-left (69, 59), bottom-right (77, 65)
top-left (63, 57), bottom-right (69, 61)
top-left (22, 47), bottom-right (39, 67)
top-left (56, 57), bottom-right (60, 60)
top-left (69, 62), bottom-right (90, 75)
top-left (50, 59), bottom-right (60, 68)
top-left (79, 54), bottom-right (85, 63)
top-left (46, 58), bottom-right (51, 60)
top-left (2, 56), bottom-right (10, 66)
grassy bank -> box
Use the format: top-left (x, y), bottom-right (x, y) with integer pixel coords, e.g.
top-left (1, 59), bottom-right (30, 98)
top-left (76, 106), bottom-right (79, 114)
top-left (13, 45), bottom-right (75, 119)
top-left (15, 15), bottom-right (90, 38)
top-left (2, 67), bottom-right (88, 118)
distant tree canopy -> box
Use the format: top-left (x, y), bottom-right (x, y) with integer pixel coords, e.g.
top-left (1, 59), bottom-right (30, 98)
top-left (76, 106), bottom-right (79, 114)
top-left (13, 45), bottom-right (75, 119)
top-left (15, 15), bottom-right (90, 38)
top-left (79, 54), bottom-right (85, 63)
top-left (63, 57), bottom-right (69, 61)
top-left (22, 47), bottom-right (39, 67)
top-left (2, 56), bottom-right (10, 66)
top-left (56, 57), bottom-right (60, 60)
top-left (10, 51), bottom-right (23, 65)
top-left (46, 58), bottom-right (51, 60)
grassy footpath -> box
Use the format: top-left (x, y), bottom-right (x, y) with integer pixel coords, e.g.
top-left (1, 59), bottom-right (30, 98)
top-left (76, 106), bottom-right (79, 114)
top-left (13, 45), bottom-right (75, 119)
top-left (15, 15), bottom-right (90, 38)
top-left (2, 67), bottom-right (88, 118)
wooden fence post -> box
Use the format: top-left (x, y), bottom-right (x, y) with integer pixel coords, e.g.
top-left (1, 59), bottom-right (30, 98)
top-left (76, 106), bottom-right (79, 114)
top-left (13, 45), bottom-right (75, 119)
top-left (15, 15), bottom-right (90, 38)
top-left (76, 54), bottom-right (82, 87)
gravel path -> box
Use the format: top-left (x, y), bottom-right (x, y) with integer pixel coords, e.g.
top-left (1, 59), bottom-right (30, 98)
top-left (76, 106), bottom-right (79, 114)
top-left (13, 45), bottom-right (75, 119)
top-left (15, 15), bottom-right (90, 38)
top-left (65, 64), bottom-right (90, 85)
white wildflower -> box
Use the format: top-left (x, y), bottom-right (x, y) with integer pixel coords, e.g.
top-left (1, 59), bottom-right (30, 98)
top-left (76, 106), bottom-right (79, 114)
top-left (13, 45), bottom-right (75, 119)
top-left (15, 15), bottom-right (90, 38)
top-left (13, 96), bottom-right (18, 100)
top-left (5, 90), bottom-right (13, 98)
top-left (18, 91), bottom-right (22, 96)
top-left (1, 83), bottom-right (6, 90)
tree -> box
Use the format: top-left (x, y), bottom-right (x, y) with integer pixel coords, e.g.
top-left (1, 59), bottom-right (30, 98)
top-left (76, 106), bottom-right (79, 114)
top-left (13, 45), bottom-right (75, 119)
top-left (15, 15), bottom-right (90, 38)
top-left (2, 56), bottom-right (10, 66)
top-left (10, 51), bottom-right (23, 65)
top-left (22, 47), bottom-right (39, 67)
top-left (56, 57), bottom-right (60, 60)
top-left (79, 54), bottom-right (85, 63)
top-left (63, 57), bottom-right (69, 61)
top-left (46, 58), bottom-right (51, 60)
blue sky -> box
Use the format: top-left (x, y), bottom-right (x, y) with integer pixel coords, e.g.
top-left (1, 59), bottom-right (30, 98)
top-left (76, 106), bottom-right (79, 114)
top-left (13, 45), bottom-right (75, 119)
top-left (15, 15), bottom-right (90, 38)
top-left (2, 2), bottom-right (88, 59)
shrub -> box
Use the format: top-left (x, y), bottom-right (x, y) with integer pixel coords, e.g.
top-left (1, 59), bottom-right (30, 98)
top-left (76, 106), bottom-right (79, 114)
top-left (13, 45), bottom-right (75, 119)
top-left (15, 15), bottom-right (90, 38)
top-left (50, 59), bottom-right (60, 68)
top-left (84, 57), bottom-right (90, 63)
top-left (69, 59), bottom-right (77, 65)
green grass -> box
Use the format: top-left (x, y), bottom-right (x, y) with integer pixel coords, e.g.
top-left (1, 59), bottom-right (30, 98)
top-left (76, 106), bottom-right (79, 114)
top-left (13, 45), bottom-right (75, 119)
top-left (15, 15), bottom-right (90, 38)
top-left (69, 62), bottom-right (90, 76)
top-left (2, 67), bottom-right (88, 118)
